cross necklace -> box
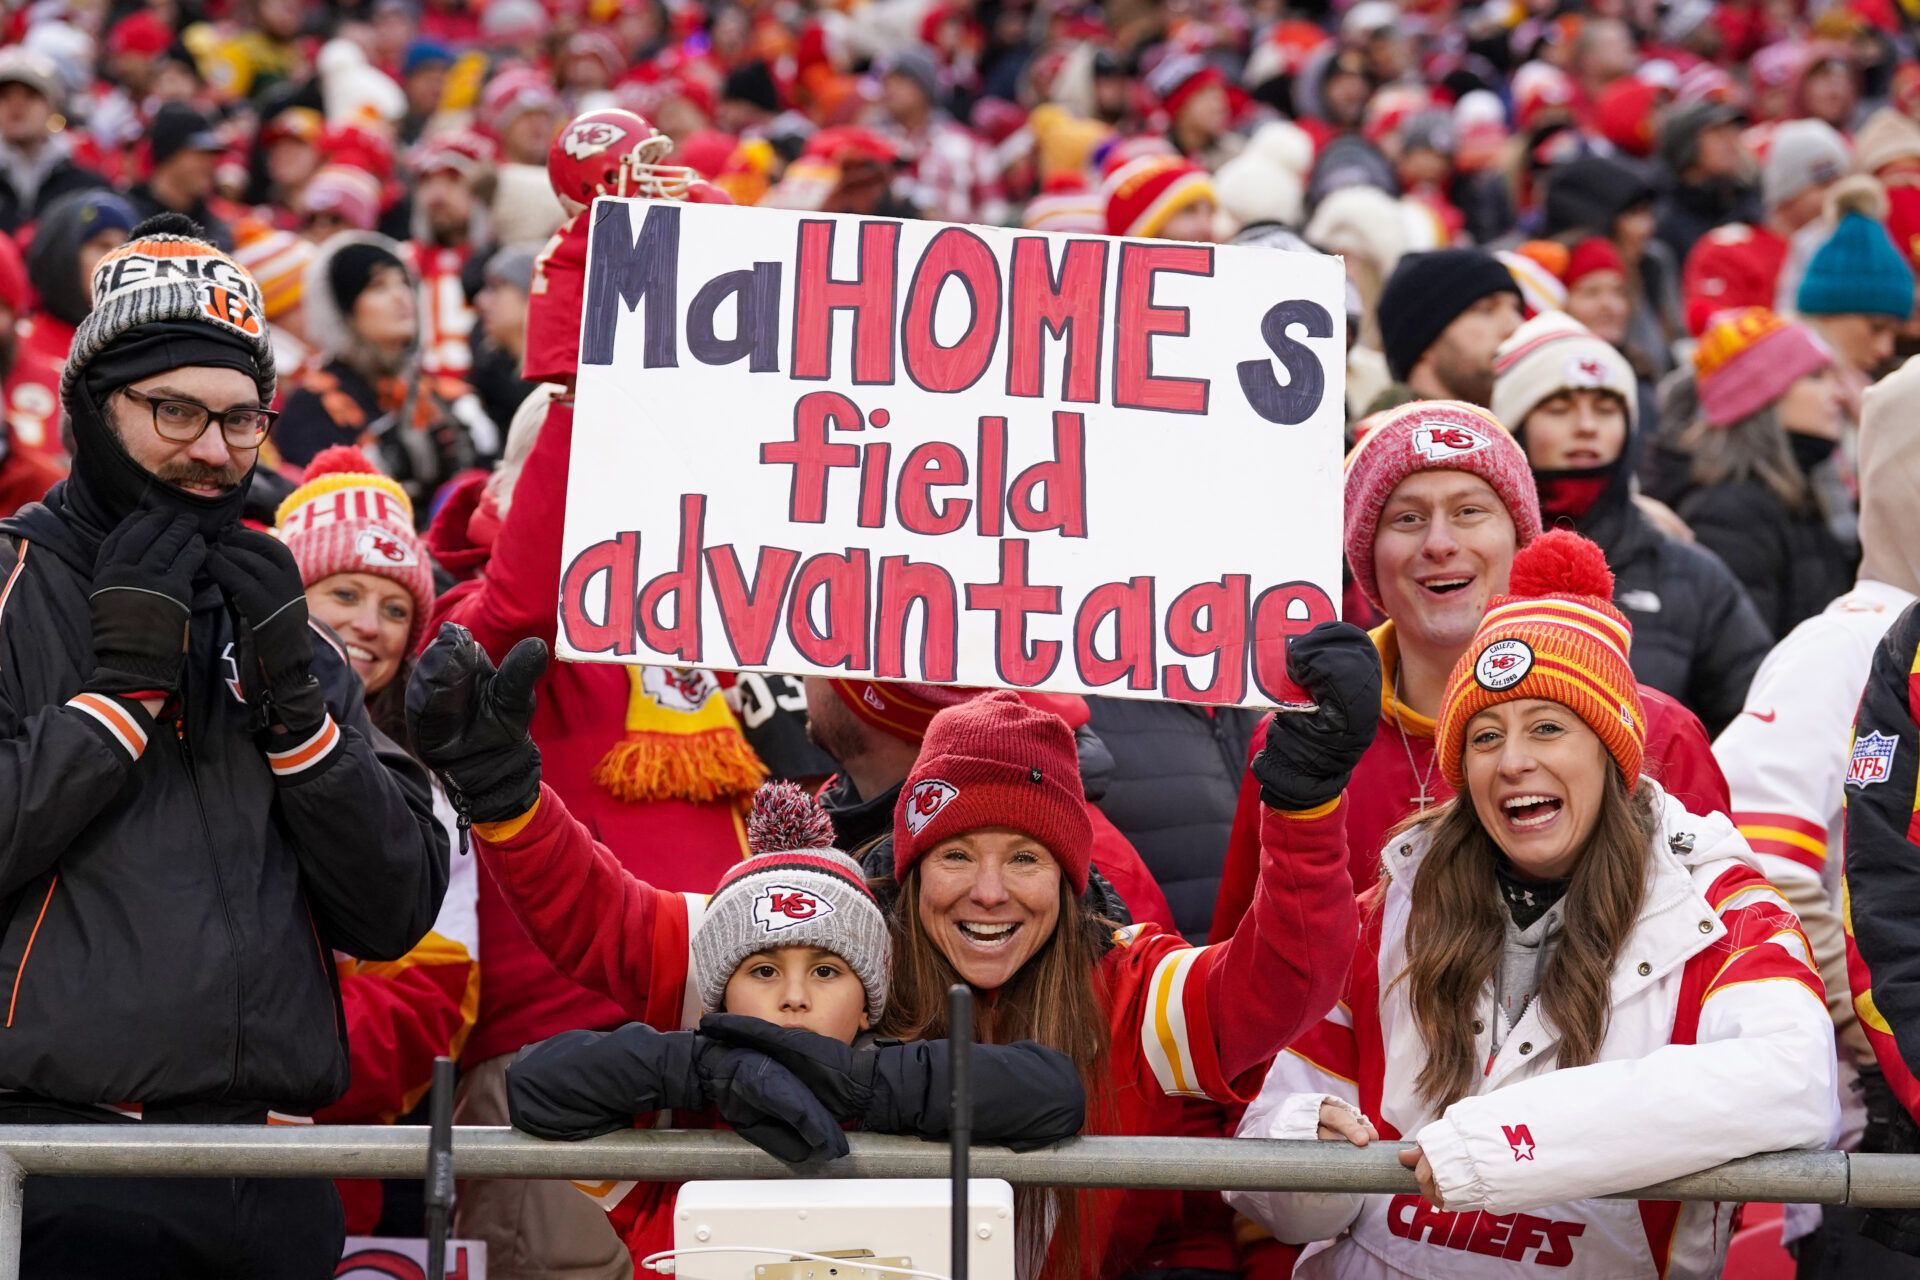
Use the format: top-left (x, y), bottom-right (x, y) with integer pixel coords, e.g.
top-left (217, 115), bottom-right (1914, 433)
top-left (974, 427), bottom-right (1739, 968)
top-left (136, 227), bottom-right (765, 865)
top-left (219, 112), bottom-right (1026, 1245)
top-left (1394, 661), bottom-right (1441, 811)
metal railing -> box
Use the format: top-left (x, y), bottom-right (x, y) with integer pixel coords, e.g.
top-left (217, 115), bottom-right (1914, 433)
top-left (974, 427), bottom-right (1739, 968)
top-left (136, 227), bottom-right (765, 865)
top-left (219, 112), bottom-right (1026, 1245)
top-left (0, 1127), bottom-right (1911, 1277)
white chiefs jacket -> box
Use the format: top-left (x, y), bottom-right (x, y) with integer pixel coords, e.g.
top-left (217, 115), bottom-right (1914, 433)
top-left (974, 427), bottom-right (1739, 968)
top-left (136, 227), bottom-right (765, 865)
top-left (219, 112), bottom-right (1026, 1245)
top-left (1714, 578), bottom-right (1915, 1055)
top-left (1227, 784), bottom-right (1836, 1279)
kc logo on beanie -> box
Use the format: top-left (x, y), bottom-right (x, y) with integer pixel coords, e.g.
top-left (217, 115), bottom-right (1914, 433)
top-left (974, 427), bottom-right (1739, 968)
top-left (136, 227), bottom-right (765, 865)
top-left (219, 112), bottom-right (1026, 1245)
top-left (904, 779), bottom-right (959, 833)
top-left (752, 885), bottom-right (836, 933)
top-left (1411, 421), bottom-right (1491, 461)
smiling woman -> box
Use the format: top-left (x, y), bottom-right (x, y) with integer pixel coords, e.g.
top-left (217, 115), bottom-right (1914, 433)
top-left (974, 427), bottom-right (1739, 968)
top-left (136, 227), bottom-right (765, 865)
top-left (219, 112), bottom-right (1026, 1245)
top-left (1227, 530), bottom-right (1839, 1280)
top-left (418, 618), bottom-right (1382, 1278)
top-left (273, 445), bottom-right (435, 742)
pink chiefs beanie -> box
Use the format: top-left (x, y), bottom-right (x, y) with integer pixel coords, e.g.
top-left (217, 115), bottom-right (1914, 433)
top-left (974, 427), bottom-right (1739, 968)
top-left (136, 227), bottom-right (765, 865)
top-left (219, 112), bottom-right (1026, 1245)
top-left (275, 446), bottom-right (436, 651)
top-left (1343, 400), bottom-right (1543, 611)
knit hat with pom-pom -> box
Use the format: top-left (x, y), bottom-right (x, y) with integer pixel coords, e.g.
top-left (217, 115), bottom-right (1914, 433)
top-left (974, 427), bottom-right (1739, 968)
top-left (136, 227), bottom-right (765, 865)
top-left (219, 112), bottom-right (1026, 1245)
top-left (274, 445), bottom-right (435, 651)
top-left (692, 781), bottom-right (890, 1022)
top-left (1797, 176), bottom-right (1916, 321)
top-left (1435, 529), bottom-right (1645, 787)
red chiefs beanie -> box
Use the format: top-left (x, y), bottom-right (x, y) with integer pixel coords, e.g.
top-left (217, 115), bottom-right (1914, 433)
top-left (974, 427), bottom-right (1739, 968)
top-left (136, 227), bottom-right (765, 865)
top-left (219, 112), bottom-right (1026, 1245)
top-left (894, 690), bottom-right (1093, 892)
top-left (1342, 400), bottom-right (1542, 612)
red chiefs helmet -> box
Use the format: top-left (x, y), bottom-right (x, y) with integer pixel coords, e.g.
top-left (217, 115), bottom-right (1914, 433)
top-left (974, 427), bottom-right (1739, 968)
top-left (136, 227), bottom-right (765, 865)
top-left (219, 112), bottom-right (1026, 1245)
top-left (547, 108), bottom-right (697, 206)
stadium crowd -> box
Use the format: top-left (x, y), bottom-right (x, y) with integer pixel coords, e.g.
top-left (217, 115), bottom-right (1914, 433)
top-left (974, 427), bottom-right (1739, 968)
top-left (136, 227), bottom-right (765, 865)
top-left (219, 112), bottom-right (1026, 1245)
top-left (10, 0), bottom-right (1920, 1276)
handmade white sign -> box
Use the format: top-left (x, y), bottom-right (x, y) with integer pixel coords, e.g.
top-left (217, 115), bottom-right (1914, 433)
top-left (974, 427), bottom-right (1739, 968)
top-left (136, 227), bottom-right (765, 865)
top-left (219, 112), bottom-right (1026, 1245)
top-left (560, 199), bottom-right (1347, 706)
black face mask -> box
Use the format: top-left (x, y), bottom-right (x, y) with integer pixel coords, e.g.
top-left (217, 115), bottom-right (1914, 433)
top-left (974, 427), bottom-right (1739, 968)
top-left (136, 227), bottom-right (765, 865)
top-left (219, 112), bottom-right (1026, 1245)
top-left (1788, 429), bottom-right (1839, 477)
top-left (64, 322), bottom-right (267, 544)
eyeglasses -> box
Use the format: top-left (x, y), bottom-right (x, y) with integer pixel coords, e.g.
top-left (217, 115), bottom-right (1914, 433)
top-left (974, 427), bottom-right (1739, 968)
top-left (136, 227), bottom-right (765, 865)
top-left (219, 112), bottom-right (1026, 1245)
top-left (120, 387), bottom-right (277, 449)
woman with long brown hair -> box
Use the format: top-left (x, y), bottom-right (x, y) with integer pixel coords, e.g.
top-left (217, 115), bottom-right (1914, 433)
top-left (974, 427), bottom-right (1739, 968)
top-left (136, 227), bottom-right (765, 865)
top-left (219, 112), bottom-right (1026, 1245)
top-left (403, 618), bottom-right (1382, 1275)
top-left (1228, 530), bottom-right (1837, 1280)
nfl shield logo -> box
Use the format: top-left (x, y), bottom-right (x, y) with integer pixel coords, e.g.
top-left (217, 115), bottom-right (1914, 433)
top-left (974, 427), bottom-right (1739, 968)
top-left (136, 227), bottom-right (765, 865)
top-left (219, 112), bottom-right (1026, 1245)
top-left (1849, 731), bottom-right (1899, 788)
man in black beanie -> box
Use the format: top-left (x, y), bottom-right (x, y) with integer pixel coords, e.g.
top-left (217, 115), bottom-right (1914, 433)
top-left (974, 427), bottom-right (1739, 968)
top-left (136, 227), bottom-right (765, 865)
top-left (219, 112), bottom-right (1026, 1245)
top-left (128, 103), bottom-right (236, 249)
top-left (0, 215), bottom-right (446, 1276)
top-left (1377, 247), bottom-right (1522, 410)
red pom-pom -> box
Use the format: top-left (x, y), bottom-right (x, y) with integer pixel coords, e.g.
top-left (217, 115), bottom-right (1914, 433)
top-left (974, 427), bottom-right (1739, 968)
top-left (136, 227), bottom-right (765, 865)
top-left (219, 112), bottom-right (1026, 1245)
top-left (301, 446), bottom-right (382, 481)
top-left (747, 781), bottom-right (836, 855)
top-left (1507, 529), bottom-right (1615, 600)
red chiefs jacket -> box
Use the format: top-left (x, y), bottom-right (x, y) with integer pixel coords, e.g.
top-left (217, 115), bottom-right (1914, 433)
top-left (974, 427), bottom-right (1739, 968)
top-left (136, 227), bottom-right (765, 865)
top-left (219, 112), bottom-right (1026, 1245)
top-left (471, 781), bottom-right (1358, 1276)
top-left (425, 400), bottom-right (752, 1066)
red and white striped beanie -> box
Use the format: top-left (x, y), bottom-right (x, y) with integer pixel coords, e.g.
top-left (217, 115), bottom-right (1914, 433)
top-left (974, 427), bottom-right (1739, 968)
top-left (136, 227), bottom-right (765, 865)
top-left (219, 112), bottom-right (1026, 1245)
top-left (274, 447), bottom-right (434, 650)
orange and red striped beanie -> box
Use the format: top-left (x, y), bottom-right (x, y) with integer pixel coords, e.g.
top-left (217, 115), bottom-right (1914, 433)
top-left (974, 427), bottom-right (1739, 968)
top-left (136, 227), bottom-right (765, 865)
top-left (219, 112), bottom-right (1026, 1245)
top-left (1435, 530), bottom-right (1645, 788)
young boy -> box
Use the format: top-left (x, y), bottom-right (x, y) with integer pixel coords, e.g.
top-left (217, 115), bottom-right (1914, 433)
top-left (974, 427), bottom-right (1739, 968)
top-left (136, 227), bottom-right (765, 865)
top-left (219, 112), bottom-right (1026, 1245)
top-left (504, 782), bottom-right (1085, 1266)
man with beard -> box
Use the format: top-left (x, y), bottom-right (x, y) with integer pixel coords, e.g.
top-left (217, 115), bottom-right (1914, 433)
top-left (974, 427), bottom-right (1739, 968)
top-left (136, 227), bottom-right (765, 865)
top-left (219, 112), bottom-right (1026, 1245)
top-left (0, 232), bottom-right (62, 516)
top-left (1377, 248), bottom-right (1523, 407)
top-left (406, 131), bottom-right (495, 380)
top-left (0, 215), bottom-right (446, 1277)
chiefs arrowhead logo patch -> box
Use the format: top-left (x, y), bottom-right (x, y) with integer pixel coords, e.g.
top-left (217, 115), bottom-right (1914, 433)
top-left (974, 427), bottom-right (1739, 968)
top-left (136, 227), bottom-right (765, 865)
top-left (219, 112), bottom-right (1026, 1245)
top-left (904, 779), bottom-right (958, 834)
top-left (562, 120), bottom-right (629, 160)
top-left (1410, 421), bottom-right (1490, 462)
top-left (1474, 638), bottom-right (1534, 691)
top-left (753, 884), bottom-right (836, 934)
top-left (355, 528), bottom-right (418, 568)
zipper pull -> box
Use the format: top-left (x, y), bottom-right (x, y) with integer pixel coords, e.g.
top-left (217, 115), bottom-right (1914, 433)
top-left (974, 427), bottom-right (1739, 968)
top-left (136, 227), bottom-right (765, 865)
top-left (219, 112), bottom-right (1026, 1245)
top-left (448, 782), bottom-right (473, 856)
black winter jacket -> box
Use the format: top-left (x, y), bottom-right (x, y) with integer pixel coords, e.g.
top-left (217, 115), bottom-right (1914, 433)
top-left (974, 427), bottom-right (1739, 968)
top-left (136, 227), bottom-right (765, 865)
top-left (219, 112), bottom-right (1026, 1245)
top-left (1676, 479), bottom-right (1857, 642)
top-left (0, 500), bottom-right (447, 1112)
top-left (1846, 602), bottom-right (1920, 1134)
top-left (1083, 700), bottom-right (1262, 943)
top-left (1571, 497), bottom-right (1770, 738)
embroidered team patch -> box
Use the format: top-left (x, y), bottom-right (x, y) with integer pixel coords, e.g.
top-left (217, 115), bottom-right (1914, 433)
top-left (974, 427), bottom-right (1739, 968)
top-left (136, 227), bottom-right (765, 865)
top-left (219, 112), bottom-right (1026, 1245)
top-left (1849, 731), bottom-right (1899, 788)
top-left (356, 527), bottom-right (419, 568)
top-left (1410, 421), bottom-right (1489, 462)
top-left (1563, 354), bottom-right (1609, 387)
top-left (1474, 639), bottom-right (1534, 691)
top-left (904, 779), bottom-right (958, 834)
top-left (752, 884), bottom-right (835, 934)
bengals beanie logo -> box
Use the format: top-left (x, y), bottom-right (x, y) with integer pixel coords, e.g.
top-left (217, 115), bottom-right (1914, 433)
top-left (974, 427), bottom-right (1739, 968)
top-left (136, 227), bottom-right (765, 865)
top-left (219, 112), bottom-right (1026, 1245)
top-left (199, 284), bottom-right (263, 338)
top-left (904, 779), bottom-right (958, 834)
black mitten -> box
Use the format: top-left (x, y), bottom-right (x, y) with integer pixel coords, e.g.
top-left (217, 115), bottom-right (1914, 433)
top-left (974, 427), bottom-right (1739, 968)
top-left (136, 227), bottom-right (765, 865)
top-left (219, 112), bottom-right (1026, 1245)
top-left (507, 1025), bottom-right (707, 1141)
top-left (1250, 621), bottom-right (1382, 811)
top-left (205, 528), bottom-right (326, 734)
top-left (692, 1038), bottom-right (849, 1164)
top-left (87, 508), bottom-right (206, 699)
top-left (406, 624), bottom-right (547, 824)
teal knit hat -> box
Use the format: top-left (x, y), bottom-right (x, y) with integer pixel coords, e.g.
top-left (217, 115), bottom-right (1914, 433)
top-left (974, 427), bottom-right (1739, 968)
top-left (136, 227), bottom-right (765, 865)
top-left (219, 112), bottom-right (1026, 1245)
top-left (1798, 197), bottom-right (1916, 321)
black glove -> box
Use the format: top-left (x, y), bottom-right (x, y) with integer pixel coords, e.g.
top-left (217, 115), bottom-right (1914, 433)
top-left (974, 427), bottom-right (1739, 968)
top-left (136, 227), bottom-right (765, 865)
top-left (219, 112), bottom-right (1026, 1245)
top-left (507, 1025), bottom-right (708, 1141)
top-left (205, 528), bottom-right (326, 734)
top-left (700, 1014), bottom-right (1086, 1151)
top-left (87, 508), bottom-right (207, 699)
top-left (692, 1038), bottom-right (848, 1164)
top-left (1250, 620), bottom-right (1381, 811)
top-left (700, 1014), bottom-right (875, 1119)
top-left (406, 623), bottom-right (547, 824)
